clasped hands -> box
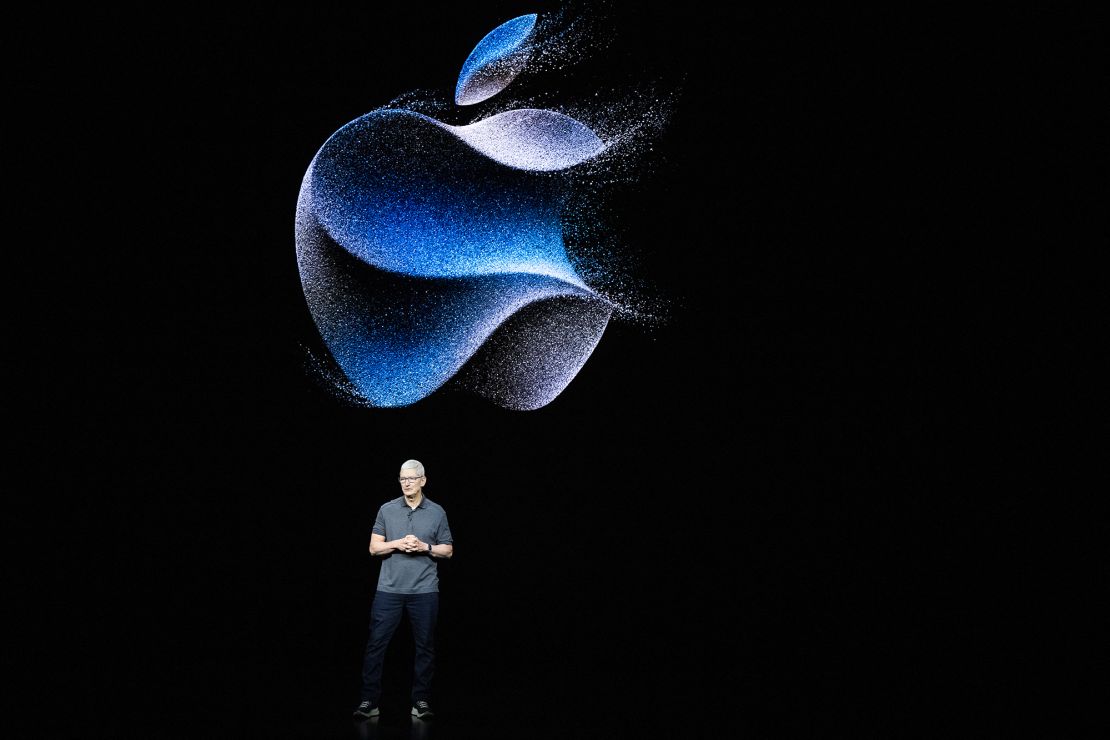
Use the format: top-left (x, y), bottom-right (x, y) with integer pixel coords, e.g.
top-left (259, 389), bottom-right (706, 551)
top-left (399, 534), bottom-right (429, 554)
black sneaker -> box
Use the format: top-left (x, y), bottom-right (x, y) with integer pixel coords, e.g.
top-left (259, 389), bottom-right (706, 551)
top-left (411, 700), bottom-right (434, 718)
top-left (353, 700), bottom-right (379, 719)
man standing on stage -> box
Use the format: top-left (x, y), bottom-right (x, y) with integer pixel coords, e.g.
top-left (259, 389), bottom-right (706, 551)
top-left (353, 459), bottom-right (454, 720)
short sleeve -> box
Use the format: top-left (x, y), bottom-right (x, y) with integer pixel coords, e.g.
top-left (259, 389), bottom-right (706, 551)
top-left (372, 506), bottom-right (386, 536)
top-left (435, 511), bottom-right (453, 545)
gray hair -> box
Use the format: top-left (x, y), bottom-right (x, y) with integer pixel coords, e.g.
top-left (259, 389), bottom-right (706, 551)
top-left (400, 459), bottom-right (425, 477)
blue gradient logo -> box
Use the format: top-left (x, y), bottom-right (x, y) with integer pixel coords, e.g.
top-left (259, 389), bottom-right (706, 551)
top-left (296, 12), bottom-right (660, 409)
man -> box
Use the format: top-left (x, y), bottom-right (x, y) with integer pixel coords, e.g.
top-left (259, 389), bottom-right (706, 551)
top-left (354, 460), bottom-right (453, 721)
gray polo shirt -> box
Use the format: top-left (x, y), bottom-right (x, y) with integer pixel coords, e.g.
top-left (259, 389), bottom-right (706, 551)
top-left (373, 495), bottom-right (453, 594)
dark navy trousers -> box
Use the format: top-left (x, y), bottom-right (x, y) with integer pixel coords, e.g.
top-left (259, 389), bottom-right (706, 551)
top-left (360, 590), bottom-right (439, 704)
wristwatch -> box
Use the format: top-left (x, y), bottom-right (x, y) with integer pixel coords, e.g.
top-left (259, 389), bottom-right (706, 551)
top-left (427, 543), bottom-right (433, 555)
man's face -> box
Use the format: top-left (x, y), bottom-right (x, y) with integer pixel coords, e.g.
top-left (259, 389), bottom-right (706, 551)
top-left (399, 469), bottom-right (425, 496)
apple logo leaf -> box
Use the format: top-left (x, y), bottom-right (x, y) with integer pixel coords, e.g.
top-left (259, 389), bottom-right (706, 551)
top-left (455, 13), bottom-right (537, 106)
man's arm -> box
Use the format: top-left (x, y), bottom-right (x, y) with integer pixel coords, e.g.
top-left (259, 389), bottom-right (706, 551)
top-left (423, 513), bottom-right (454, 559)
top-left (428, 542), bottom-right (453, 559)
top-left (410, 537), bottom-right (453, 559)
top-left (368, 532), bottom-right (407, 556)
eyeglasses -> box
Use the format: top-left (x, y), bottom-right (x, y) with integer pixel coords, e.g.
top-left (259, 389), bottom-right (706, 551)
top-left (398, 476), bottom-right (424, 484)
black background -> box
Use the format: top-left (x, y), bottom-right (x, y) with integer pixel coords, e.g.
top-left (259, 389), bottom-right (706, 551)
top-left (12, 3), bottom-right (1090, 738)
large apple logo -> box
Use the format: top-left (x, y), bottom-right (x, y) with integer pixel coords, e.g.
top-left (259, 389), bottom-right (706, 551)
top-left (296, 12), bottom-right (645, 409)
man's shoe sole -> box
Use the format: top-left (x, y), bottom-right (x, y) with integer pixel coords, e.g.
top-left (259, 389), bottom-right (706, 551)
top-left (353, 708), bottom-right (380, 719)
top-left (411, 707), bottom-right (434, 718)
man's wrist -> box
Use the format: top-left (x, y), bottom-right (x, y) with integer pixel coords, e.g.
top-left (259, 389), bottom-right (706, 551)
top-left (427, 543), bottom-right (433, 555)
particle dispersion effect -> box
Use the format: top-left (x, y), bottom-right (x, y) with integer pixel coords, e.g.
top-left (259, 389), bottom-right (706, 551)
top-left (296, 12), bottom-right (659, 410)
